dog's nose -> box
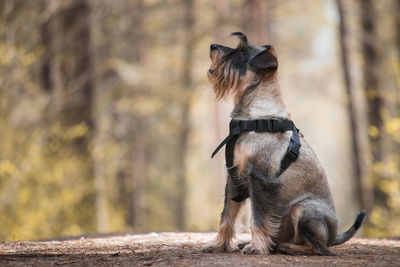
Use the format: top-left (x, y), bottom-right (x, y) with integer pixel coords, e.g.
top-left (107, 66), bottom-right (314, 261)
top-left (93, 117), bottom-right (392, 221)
top-left (210, 44), bottom-right (218, 50)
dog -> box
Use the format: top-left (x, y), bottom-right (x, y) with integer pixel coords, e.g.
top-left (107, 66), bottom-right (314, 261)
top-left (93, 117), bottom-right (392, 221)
top-left (203, 32), bottom-right (365, 256)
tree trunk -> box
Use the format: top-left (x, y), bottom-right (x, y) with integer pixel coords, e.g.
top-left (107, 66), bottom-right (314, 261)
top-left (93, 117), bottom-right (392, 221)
top-left (40, 2), bottom-right (56, 93)
top-left (396, 0), bottom-right (400, 113)
top-left (40, 0), bottom-right (63, 112)
top-left (39, 0), bottom-right (99, 231)
top-left (125, 0), bottom-right (147, 232)
top-left (242, 0), bottom-right (269, 44)
top-left (336, 0), bottom-right (372, 212)
top-left (176, 0), bottom-right (195, 231)
top-left (59, 0), bottom-right (94, 128)
top-left (58, 0), bottom-right (98, 229)
top-left (129, 118), bottom-right (147, 231)
top-left (359, 0), bottom-right (388, 210)
top-left (360, 0), bottom-right (382, 162)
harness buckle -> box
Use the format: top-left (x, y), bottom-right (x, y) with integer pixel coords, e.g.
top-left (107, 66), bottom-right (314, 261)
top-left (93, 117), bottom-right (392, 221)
top-left (286, 138), bottom-right (300, 161)
top-left (255, 119), bottom-right (266, 132)
top-left (268, 118), bottom-right (284, 132)
top-left (287, 149), bottom-right (299, 161)
top-left (268, 119), bottom-right (277, 131)
top-left (229, 120), bottom-right (241, 132)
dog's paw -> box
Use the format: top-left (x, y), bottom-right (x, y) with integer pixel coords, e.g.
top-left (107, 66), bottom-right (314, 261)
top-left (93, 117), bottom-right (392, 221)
top-left (277, 243), bottom-right (296, 255)
top-left (237, 240), bottom-right (250, 250)
top-left (241, 243), bottom-right (269, 255)
top-left (202, 241), bottom-right (234, 253)
top-left (231, 244), bottom-right (241, 252)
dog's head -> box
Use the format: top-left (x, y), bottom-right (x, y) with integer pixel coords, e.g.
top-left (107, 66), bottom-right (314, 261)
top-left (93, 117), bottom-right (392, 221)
top-left (207, 32), bottom-right (278, 100)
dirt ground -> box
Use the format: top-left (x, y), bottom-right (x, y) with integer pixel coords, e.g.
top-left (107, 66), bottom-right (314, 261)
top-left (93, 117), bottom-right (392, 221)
top-left (0, 232), bottom-right (399, 266)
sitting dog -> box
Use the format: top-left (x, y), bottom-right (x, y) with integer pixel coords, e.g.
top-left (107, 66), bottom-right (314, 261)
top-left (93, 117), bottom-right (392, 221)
top-left (203, 32), bottom-right (365, 256)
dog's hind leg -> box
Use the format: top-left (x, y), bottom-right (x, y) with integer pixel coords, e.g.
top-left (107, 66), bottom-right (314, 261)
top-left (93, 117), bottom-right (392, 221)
top-left (277, 242), bottom-right (314, 255)
top-left (241, 164), bottom-right (281, 254)
top-left (288, 200), bottom-right (337, 256)
top-left (298, 219), bottom-right (335, 256)
top-left (277, 203), bottom-right (335, 256)
top-left (203, 181), bottom-right (245, 253)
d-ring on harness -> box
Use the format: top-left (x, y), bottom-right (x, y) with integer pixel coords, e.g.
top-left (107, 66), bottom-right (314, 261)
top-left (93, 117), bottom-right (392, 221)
top-left (211, 118), bottom-right (301, 202)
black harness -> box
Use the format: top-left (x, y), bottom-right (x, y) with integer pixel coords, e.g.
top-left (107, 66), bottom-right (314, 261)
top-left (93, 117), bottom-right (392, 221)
top-left (211, 118), bottom-right (301, 202)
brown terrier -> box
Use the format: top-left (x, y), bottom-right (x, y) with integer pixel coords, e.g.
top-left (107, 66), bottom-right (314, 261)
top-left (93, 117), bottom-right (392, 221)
top-left (203, 32), bottom-right (365, 256)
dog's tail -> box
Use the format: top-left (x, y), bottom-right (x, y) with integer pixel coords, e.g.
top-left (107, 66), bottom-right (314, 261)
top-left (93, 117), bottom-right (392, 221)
top-left (330, 209), bottom-right (366, 246)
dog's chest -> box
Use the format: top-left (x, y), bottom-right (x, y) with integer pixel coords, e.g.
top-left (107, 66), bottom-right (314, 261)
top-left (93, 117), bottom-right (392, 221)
top-left (234, 131), bottom-right (291, 176)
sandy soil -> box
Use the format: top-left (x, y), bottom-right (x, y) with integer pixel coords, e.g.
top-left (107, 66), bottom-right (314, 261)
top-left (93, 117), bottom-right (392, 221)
top-left (0, 232), bottom-right (399, 266)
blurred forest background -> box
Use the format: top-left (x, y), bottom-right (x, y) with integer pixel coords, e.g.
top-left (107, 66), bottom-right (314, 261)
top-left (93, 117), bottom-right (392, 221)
top-left (0, 0), bottom-right (399, 241)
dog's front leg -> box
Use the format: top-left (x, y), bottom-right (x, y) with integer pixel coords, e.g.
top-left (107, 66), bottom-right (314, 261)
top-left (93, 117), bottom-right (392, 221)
top-left (203, 180), bottom-right (245, 253)
top-left (242, 165), bottom-right (281, 254)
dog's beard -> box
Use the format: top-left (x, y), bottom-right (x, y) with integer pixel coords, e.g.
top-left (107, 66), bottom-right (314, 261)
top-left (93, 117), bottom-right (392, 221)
top-left (208, 60), bottom-right (241, 100)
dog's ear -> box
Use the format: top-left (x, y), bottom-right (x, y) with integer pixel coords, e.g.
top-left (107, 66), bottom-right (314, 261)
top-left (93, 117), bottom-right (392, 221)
top-left (231, 32), bottom-right (248, 51)
top-left (249, 48), bottom-right (278, 73)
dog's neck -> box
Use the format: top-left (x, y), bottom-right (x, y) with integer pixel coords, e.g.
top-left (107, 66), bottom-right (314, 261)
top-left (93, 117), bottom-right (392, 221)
top-left (231, 76), bottom-right (289, 120)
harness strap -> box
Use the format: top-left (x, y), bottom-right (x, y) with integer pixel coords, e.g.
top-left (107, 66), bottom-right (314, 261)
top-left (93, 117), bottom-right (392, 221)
top-left (211, 118), bottom-right (301, 202)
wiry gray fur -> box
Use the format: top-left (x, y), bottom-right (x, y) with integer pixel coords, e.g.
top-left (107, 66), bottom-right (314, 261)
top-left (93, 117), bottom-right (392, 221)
top-left (203, 32), bottom-right (365, 256)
